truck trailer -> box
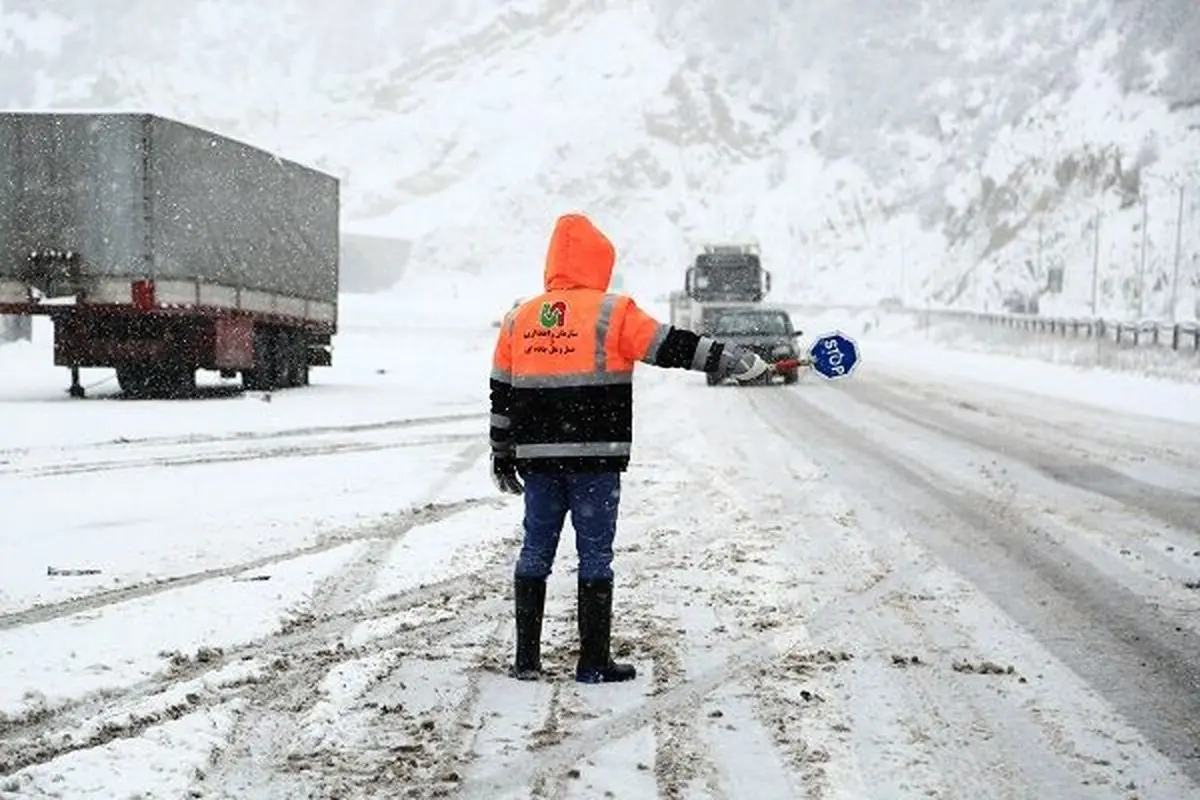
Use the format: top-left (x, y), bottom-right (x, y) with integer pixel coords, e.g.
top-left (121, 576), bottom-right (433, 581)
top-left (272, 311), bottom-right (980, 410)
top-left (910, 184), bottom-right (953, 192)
top-left (669, 243), bottom-right (772, 332)
top-left (0, 112), bottom-right (339, 398)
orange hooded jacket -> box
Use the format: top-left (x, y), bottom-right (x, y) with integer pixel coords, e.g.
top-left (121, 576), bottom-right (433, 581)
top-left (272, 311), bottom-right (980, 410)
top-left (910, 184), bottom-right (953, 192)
top-left (490, 213), bottom-right (726, 473)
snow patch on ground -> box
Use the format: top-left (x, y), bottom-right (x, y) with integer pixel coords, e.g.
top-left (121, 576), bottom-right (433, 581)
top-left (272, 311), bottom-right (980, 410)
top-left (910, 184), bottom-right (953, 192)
top-left (0, 542), bottom-right (363, 720)
top-left (360, 501), bottom-right (519, 610)
top-left (1, 706), bottom-right (238, 799)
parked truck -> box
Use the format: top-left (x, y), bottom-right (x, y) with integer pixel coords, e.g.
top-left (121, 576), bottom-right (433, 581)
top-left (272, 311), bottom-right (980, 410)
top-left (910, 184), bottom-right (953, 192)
top-left (669, 242), bottom-right (772, 333)
top-left (0, 112), bottom-right (339, 399)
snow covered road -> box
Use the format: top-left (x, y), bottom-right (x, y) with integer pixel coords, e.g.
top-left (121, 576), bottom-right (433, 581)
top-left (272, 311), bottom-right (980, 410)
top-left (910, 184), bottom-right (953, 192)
top-left (2, 309), bottom-right (1199, 799)
top-left (743, 363), bottom-right (1200, 797)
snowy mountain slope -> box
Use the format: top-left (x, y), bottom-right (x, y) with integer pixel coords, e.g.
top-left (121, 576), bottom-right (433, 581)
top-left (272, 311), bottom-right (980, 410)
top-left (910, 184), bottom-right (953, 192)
top-left (936, 31), bottom-right (1200, 318)
top-left (668, 0), bottom-right (1200, 315)
top-left (0, 0), bottom-right (1197, 312)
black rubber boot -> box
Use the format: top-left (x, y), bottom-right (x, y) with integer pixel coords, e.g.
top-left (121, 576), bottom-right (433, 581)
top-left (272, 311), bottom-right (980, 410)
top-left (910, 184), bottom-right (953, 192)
top-left (510, 577), bottom-right (546, 680)
top-left (575, 578), bottom-right (636, 684)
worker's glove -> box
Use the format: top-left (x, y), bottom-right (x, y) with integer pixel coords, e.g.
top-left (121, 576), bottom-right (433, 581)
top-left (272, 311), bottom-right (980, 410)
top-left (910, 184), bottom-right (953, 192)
top-left (491, 453), bottom-right (524, 496)
top-left (719, 344), bottom-right (770, 382)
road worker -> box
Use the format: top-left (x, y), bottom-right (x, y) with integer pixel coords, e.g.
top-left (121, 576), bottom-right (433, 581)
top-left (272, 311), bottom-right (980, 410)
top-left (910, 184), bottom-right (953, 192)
top-left (489, 213), bottom-right (769, 684)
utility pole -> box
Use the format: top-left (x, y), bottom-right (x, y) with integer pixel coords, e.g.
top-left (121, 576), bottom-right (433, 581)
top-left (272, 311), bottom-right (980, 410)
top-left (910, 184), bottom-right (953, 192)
top-left (1091, 210), bottom-right (1101, 317)
top-left (1138, 194), bottom-right (1148, 319)
top-left (1037, 217), bottom-right (1043, 281)
top-left (1170, 184), bottom-right (1184, 323)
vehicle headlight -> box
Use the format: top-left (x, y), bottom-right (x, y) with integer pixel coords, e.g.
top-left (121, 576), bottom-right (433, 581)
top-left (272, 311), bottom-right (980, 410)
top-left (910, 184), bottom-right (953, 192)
top-left (771, 344), bottom-right (793, 358)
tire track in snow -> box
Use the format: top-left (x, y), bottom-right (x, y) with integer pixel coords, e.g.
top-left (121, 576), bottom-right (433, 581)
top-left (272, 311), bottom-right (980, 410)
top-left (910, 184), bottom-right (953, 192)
top-left (190, 437), bottom-right (496, 795)
top-left (192, 647), bottom-right (355, 799)
top-left (736, 380), bottom-right (1198, 796)
top-left (641, 619), bottom-right (729, 800)
top-left (829, 590), bottom-right (1080, 799)
top-left (526, 684), bottom-right (565, 798)
top-left (853, 387), bottom-right (1200, 610)
top-left (0, 411), bottom-right (486, 462)
top-left (203, 613), bottom-right (516, 798)
top-left (842, 378), bottom-right (1200, 538)
top-left (632, 378), bottom-right (897, 797)
top-left (454, 546), bottom-right (918, 797)
top-left (756, 382), bottom-right (1200, 787)
top-left (688, 579), bottom-right (811, 799)
top-left (742, 650), bottom-right (859, 800)
top-left (596, 387), bottom-right (887, 798)
top-left (829, 378), bottom-right (1200, 604)
top-left (620, 542), bottom-right (798, 800)
top-left (0, 552), bottom-right (513, 779)
top-left (360, 438), bottom-right (816, 800)
top-left (0, 431), bottom-right (481, 479)
top-left (883, 589), bottom-right (1117, 795)
top-left (4, 406), bottom-right (897, 795)
top-left (205, 523), bottom-right (821, 799)
top-left (0, 439), bottom-right (499, 770)
top-left (0, 496), bottom-right (497, 633)
top-left (673, 535), bottom-right (853, 800)
top-left (290, 614), bottom-right (518, 797)
top-left (871, 370), bottom-right (1200, 472)
top-left (0, 426), bottom-right (492, 630)
top-left (423, 616), bottom-right (513, 792)
top-left (195, 607), bottom-right (510, 798)
top-left (448, 608), bottom-right (573, 799)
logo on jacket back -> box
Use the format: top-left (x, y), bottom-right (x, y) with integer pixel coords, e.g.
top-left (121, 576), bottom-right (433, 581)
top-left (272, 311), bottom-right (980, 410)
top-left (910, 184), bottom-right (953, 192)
top-left (539, 301), bottom-right (567, 328)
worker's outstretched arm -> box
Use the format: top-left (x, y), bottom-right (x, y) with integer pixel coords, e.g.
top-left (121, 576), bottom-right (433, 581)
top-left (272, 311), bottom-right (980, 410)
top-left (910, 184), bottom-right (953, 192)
top-left (616, 297), bottom-right (768, 380)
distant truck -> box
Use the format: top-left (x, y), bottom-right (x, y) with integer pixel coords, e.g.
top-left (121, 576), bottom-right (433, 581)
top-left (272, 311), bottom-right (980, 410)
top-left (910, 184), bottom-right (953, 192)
top-left (669, 243), bottom-right (772, 332)
top-left (0, 112), bottom-right (339, 398)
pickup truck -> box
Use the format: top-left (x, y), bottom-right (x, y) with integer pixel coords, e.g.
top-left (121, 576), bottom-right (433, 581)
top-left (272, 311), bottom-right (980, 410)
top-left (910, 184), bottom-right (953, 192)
top-left (703, 304), bottom-right (806, 386)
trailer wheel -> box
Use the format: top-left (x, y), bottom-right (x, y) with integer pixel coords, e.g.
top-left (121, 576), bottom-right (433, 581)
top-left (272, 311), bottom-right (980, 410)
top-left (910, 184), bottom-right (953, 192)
top-left (244, 327), bottom-right (281, 391)
top-left (244, 327), bottom-right (309, 391)
top-left (269, 337), bottom-right (291, 388)
top-left (291, 363), bottom-right (310, 387)
top-left (282, 331), bottom-right (309, 388)
top-left (242, 369), bottom-right (269, 392)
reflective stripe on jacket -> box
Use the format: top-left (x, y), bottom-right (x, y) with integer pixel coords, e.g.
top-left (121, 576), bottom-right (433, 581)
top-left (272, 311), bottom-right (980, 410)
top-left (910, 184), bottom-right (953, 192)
top-left (490, 214), bottom-right (726, 473)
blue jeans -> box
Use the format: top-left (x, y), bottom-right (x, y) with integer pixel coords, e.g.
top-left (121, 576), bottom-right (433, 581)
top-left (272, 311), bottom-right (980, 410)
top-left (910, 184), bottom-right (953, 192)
top-left (514, 472), bottom-right (621, 582)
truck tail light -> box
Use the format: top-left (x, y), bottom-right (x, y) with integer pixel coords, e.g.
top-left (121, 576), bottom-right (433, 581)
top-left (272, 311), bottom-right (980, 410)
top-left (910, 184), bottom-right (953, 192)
top-left (131, 279), bottom-right (156, 309)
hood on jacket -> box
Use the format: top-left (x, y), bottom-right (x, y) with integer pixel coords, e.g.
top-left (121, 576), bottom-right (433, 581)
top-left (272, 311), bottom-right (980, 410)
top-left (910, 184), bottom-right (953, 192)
top-left (543, 213), bottom-right (615, 292)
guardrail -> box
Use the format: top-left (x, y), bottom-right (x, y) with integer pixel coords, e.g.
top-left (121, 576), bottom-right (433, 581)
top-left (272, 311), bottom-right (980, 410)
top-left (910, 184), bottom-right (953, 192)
top-left (911, 309), bottom-right (1200, 353)
top-left (778, 303), bottom-right (1200, 355)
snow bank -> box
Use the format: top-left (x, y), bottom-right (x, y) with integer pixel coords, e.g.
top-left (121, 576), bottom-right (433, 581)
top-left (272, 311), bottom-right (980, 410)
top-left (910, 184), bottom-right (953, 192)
top-left (794, 307), bottom-right (1200, 426)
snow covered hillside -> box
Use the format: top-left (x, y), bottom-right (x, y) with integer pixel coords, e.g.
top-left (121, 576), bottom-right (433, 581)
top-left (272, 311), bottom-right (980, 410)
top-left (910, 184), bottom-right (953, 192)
top-left (0, 0), bottom-right (1197, 311)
